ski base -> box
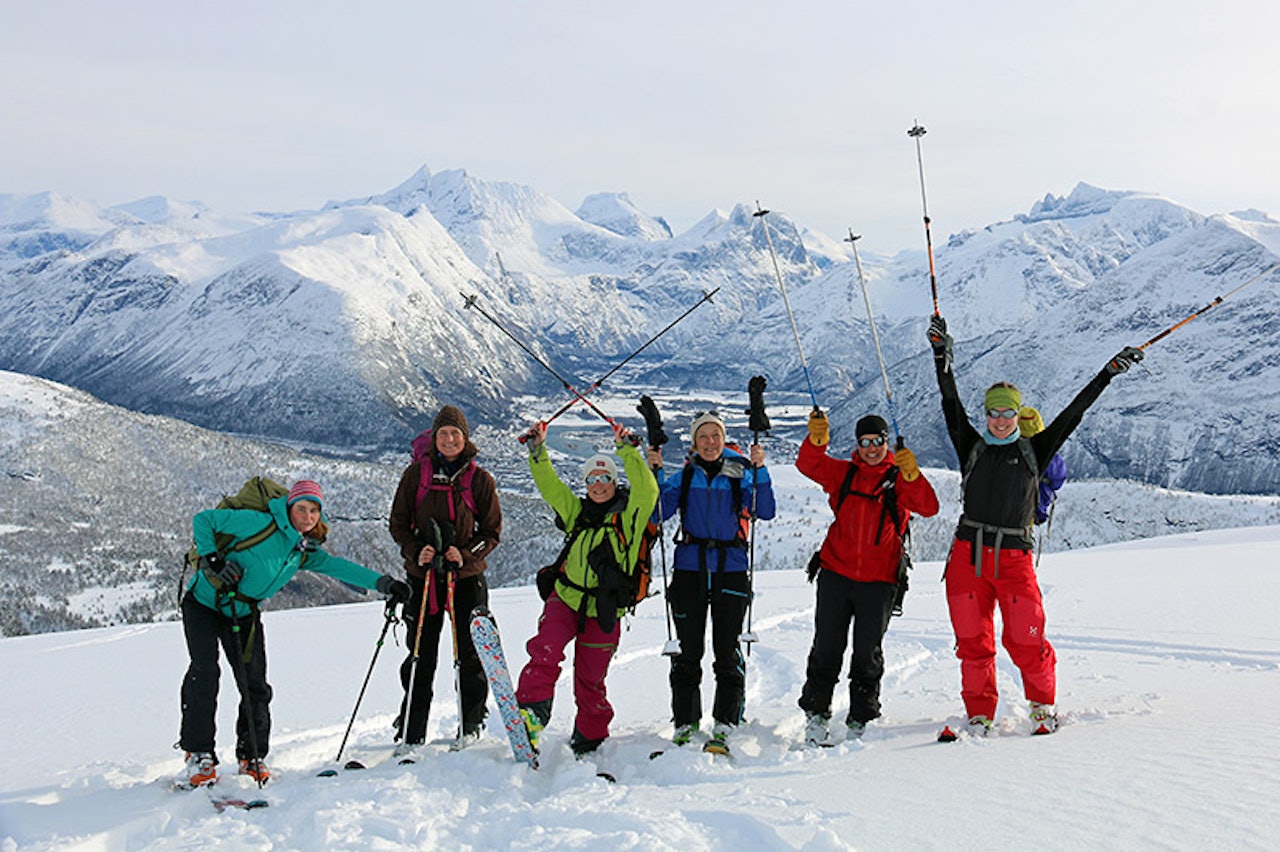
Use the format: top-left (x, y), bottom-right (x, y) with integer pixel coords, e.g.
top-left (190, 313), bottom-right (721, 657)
top-left (212, 796), bottom-right (269, 812)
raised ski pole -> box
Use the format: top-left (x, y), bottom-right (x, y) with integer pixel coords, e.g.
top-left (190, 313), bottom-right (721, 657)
top-left (739, 375), bottom-right (771, 653)
top-left (846, 228), bottom-right (904, 449)
top-left (638, 394), bottom-right (680, 657)
top-left (1138, 262), bottom-right (1280, 351)
top-left (534, 288), bottom-right (721, 432)
top-left (908, 121), bottom-right (942, 317)
top-left (326, 601), bottom-right (400, 772)
top-left (753, 203), bottom-right (820, 411)
top-left (461, 293), bottom-right (617, 428)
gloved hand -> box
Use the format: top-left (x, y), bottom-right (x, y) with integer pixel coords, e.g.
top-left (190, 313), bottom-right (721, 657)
top-left (1105, 345), bottom-right (1144, 375)
top-left (895, 446), bottom-right (921, 482)
top-left (199, 553), bottom-right (242, 588)
top-left (807, 408), bottom-right (829, 447)
top-left (376, 574), bottom-right (412, 605)
top-left (521, 421), bottom-right (547, 451)
top-left (927, 315), bottom-right (952, 360)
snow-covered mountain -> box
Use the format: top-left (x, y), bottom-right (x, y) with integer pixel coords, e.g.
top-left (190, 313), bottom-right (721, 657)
top-left (2, 173), bottom-right (1277, 493)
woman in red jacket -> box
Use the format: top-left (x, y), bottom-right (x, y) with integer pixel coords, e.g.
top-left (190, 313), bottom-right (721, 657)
top-left (796, 410), bottom-right (939, 746)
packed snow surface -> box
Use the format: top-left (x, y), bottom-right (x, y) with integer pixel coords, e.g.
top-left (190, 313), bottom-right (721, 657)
top-left (2, 527), bottom-right (1278, 849)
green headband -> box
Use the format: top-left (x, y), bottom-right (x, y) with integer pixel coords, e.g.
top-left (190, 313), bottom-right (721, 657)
top-left (984, 386), bottom-right (1022, 412)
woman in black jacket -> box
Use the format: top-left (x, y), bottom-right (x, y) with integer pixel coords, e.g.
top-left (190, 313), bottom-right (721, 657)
top-left (928, 315), bottom-right (1142, 738)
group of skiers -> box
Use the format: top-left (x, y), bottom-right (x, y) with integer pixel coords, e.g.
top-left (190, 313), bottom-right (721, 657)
top-left (175, 313), bottom-right (1143, 787)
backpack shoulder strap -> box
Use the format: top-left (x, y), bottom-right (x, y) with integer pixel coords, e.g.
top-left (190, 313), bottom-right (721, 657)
top-left (678, 463), bottom-right (695, 513)
top-left (833, 464), bottom-right (858, 514)
top-left (228, 519), bottom-right (279, 554)
top-left (1017, 437), bottom-right (1040, 481)
top-left (457, 460), bottom-right (480, 515)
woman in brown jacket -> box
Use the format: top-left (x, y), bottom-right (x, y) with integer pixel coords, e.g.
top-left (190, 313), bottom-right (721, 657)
top-left (388, 405), bottom-right (502, 755)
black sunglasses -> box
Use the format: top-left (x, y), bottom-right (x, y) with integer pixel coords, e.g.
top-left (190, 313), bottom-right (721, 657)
top-left (858, 436), bottom-right (887, 448)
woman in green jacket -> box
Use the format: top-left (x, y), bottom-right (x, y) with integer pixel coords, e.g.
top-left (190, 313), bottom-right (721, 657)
top-left (178, 479), bottom-right (409, 788)
top-left (515, 421), bottom-right (658, 756)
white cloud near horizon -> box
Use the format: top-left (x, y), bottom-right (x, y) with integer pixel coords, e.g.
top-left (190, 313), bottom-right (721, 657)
top-left (2, 0), bottom-right (1276, 251)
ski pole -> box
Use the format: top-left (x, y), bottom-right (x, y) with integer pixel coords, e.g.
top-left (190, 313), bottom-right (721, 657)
top-left (846, 228), bottom-right (903, 448)
top-left (445, 562), bottom-right (465, 746)
top-left (530, 288), bottom-right (721, 436)
top-left (400, 521), bottom-right (440, 747)
top-left (461, 293), bottom-right (618, 427)
top-left (752, 203), bottom-right (819, 409)
top-left (333, 601), bottom-right (400, 765)
top-left (638, 395), bottom-right (681, 657)
top-left (739, 376), bottom-right (770, 652)
top-left (220, 591), bottom-right (265, 789)
top-left (1138, 262), bottom-right (1280, 350)
top-left (908, 121), bottom-right (942, 317)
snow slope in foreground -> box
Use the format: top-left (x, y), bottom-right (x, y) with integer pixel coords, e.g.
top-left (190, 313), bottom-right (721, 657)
top-left (2, 527), bottom-right (1279, 850)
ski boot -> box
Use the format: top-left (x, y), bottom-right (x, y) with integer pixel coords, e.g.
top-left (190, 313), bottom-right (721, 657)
top-left (804, 712), bottom-right (833, 748)
top-left (1030, 702), bottom-right (1059, 735)
top-left (238, 758), bottom-right (271, 784)
top-left (672, 723), bottom-right (698, 747)
top-left (703, 723), bottom-right (732, 756)
top-left (180, 752), bottom-right (218, 788)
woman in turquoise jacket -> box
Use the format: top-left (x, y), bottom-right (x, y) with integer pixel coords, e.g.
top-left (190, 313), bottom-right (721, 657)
top-left (178, 479), bottom-right (409, 789)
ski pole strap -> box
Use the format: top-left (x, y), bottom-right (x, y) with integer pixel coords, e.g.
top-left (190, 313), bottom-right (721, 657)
top-left (215, 590), bottom-right (262, 663)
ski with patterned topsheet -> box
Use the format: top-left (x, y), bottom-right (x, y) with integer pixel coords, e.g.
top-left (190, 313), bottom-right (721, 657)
top-left (469, 606), bottom-right (539, 769)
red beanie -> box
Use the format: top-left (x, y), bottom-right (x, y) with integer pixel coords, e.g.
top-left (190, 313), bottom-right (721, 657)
top-left (287, 480), bottom-right (324, 509)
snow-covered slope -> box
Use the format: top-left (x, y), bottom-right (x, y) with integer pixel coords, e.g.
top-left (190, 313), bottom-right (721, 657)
top-left (0, 370), bottom-right (547, 636)
top-left (3, 527), bottom-right (1278, 849)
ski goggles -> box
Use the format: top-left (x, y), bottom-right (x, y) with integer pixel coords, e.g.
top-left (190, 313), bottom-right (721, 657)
top-left (986, 408), bottom-right (1019, 420)
top-left (857, 436), bottom-right (887, 447)
top-left (585, 472), bottom-right (615, 485)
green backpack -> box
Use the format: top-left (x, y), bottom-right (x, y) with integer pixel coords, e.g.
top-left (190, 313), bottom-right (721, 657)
top-left (178, 476), bottom-right (290, 605)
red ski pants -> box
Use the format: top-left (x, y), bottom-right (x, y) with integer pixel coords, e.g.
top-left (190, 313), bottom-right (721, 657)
top-left (515, 593), bottom-right (620, 741)
top-left (945, 539), bottom-right (1056, 719)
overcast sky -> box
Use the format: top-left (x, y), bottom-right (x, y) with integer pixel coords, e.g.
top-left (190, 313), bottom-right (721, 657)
top-left (3, 1), bottom-right (1277, 252)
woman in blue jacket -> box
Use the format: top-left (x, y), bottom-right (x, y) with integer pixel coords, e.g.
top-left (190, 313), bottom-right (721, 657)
top-left (178, 479), bottom-right (409, 789)
top-left (647, 411), bottom-right (775, 754)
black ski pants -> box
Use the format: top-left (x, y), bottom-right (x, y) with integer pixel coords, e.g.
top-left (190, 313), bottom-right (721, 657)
top-left (398, 570), bottom-right (489, 744)
top-left (798, 570), bottom-right (896, 725)
top-left (668, 568), bottom-right (751, 728)
top-left (179, 592), bottom-right (272, 761)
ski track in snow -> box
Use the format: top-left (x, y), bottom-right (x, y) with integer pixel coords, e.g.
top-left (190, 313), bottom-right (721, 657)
top-left (3, 530), bottom-right (1280, 849)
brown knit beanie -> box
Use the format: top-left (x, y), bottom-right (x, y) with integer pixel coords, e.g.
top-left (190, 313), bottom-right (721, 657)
top-left (432, 405), bottom-right (470, 440)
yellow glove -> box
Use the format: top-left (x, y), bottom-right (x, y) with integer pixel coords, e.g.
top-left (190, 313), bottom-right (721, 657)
top-left (807, 409), bottom-right (829, 447)
top-left (896, 446), bottom-right (920, 482)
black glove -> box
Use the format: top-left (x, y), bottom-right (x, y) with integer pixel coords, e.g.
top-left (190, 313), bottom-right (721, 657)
top-left (927, 314), bottom-right (952, 358)
top-left (377, 574), bottom-right (412, 605)
top-left (198, 553), bottom-right (242, 588)
top-left (1105, 346), bottom-right (1144, 375)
